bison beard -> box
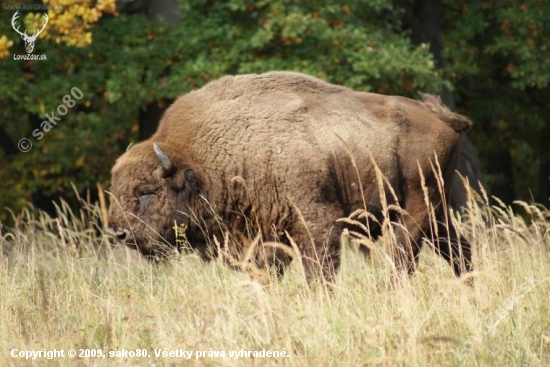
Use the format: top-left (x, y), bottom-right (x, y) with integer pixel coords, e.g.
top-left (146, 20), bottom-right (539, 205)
top-left (108, 71), bottom-right (473, 284)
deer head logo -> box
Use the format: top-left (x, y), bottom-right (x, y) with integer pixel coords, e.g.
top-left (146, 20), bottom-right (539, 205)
top-left (11, 11), bottom-right (49, 54)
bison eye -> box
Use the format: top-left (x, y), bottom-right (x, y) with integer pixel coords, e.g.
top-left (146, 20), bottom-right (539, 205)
top-left (135, 186), bottom-right (157, 198)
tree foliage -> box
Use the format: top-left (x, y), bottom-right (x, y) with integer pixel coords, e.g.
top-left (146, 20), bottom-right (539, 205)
top-left (442, 0), bottom-right (550, 202)
top-left (0, 0), bottom-right (442, 218)
top-left (0, 0), bottom-right (548, 220)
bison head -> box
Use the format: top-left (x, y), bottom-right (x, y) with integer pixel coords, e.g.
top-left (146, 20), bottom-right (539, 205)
top-left (108, 142), bottom-right (201, 259)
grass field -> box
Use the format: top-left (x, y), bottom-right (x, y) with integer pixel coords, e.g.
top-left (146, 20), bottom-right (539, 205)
top-left (1, 192), bottom-right (549, 367)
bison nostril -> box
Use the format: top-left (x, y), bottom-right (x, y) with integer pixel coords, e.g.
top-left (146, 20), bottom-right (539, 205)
top-left (115, 229), bottom-right (129, 241)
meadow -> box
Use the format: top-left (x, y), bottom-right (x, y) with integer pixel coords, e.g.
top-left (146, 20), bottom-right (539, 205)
top-left (1, 189), bottom-right (549, 367)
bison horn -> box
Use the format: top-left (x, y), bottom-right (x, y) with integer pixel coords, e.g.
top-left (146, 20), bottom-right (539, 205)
top-left (153, 143), bottom-right (173, 177)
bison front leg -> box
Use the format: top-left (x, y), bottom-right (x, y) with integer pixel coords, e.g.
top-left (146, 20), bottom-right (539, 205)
top-left (253, 242), bottom-right (293, 278)
top-left (288, 222), bottom-right (342, 285)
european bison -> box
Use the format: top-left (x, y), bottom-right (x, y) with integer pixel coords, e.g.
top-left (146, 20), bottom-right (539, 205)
top-left (109, 71), bottom-right (473, 283)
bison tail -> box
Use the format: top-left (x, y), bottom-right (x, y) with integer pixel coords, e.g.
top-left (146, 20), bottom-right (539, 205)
top-left (419, 94), bottom-right (472, 132)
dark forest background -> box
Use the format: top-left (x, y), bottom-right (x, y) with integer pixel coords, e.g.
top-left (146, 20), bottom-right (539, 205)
top-left (0, 0), bottom-right (548, 221)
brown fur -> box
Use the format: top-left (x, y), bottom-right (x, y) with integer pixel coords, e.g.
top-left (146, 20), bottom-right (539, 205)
top-left (109, 71), bottom-right (473, 282)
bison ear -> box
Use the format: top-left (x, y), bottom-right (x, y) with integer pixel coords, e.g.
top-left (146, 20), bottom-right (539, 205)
top-left (175, 168), bottom-right (200, 191)
top-left (184, 169), bottom-right (199, 188)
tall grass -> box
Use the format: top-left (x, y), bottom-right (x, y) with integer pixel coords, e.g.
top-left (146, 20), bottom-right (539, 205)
top-left (1, 187), bottom-right (549, 366)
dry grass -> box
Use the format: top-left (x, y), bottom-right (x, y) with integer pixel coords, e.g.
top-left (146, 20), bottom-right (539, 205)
top-left (1, 189), bottom-right (549, 367)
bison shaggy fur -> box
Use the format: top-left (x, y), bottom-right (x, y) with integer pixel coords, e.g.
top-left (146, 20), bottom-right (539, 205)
top-left (109, 71), bottom-right (473, 283)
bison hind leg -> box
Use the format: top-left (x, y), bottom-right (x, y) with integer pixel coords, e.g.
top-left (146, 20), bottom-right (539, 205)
top-left (387, 194), bottom-right (430, 276)
top-left (433, 217), bottom-right (473, 278)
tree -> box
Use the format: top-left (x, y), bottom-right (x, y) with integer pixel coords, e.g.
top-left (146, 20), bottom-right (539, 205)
top-left (0, 0), bottom-right (443, 219)
top-left (441, 0), bottom-right (550, 205)
top-left (3, 0), bottom-right (548, 220)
